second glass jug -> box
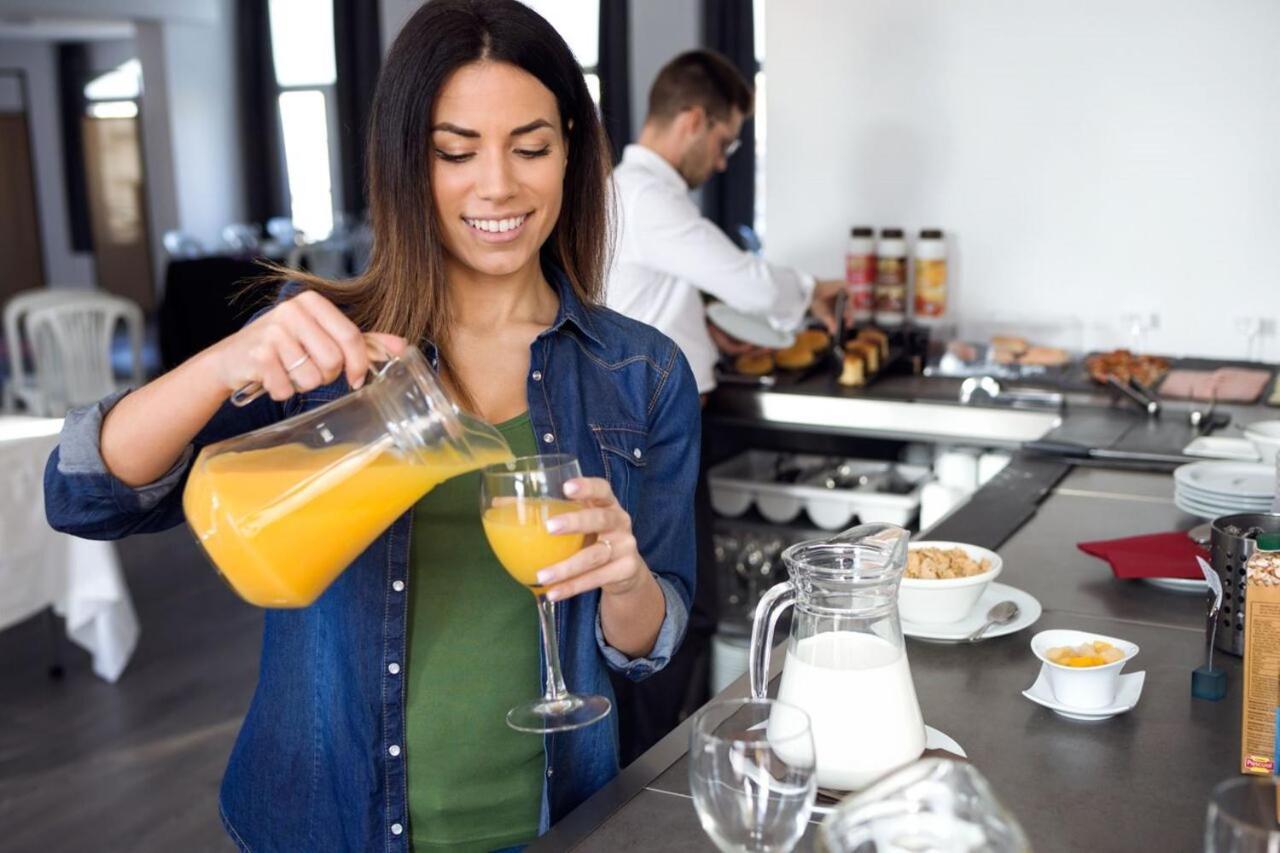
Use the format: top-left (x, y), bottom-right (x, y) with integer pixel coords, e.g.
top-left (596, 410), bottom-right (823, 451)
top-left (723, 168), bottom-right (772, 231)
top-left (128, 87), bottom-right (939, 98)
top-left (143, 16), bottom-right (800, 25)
top-left (750, 523), bottom-right (926, 791)
top-left (183, 345), bottom-right (513, 608)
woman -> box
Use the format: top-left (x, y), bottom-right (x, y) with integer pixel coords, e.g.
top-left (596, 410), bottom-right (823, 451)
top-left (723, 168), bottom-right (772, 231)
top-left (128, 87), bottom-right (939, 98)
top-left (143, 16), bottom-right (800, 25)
top-left (43, 1), bottom-right (700, 850)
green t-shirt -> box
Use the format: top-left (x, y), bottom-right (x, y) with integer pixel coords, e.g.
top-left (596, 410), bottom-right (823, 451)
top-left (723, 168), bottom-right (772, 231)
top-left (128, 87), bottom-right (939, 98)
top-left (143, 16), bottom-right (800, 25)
top-left (406, 413), bottom-right (543, 852)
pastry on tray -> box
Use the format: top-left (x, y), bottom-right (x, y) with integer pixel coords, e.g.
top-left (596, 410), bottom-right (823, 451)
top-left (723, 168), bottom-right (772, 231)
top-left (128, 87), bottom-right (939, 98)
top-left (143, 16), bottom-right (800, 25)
top-left (794, 328), bottom-right (832, 352)
top-left (1019, 346), bottom-right (1070, 367)
top-left (845, 339), bottom-right (880, 373)
top-left (838, 351), bottom-right (867, 387)
top-left (734, 352), bottom-right (775, 376)
top-left (856, 328), bottom-right (889, 360)
top-left (775, 344), bottom-right (816, 370)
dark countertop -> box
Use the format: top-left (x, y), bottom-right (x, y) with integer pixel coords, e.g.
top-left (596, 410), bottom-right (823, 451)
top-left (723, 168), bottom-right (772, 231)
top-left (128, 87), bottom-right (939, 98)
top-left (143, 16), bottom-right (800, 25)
top-left (531, 462), bottom-right (1244, 852)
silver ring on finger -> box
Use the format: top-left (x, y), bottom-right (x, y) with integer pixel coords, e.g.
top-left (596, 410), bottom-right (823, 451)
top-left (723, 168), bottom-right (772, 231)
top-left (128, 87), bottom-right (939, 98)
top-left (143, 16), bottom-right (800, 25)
top-left (284, 353), bottom-right (311, 373)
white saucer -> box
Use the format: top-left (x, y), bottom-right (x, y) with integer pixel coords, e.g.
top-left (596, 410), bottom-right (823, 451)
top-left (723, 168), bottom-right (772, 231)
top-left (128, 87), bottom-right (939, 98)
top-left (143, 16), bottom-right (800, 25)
top-left (1182, 436), bottom-right (1260, 462)
top-left (811, 725), bottom-right (965, 816)
top-left (902, 583), bottom-right (1042, 642)
top-left (1174, 461), bottom-right (1275, 500)
top-left (1021, 664), bottom-right (1145, 721)
top-left (706, 302), bottom-right (796, 349)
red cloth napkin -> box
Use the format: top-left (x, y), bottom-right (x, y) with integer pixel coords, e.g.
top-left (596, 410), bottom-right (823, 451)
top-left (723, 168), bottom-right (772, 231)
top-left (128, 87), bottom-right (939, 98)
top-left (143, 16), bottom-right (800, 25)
top-left (1077, 531), bottom-right (1207, 580)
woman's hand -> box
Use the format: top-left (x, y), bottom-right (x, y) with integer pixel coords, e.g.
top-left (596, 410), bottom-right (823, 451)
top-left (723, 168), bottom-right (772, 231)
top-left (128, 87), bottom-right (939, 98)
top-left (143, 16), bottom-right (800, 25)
top-left (538, 477), bottom-right (651, 602)
top-left (207, 290), bottom-right (408, 401)
top-left (537, 476), bottom-right (666, 657)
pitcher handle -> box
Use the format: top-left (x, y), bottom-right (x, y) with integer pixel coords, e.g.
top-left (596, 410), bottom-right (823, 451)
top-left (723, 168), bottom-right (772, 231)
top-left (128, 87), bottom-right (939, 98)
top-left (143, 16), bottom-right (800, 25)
top-left (230, 333), bottom-right (396, 408)
top-left (748, 580), bottom-right (795, 700)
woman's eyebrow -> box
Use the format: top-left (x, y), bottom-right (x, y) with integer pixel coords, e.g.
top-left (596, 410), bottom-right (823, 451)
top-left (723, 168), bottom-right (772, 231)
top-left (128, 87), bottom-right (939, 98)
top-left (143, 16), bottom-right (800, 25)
top-left (431, 119), bottom-right (554, 138)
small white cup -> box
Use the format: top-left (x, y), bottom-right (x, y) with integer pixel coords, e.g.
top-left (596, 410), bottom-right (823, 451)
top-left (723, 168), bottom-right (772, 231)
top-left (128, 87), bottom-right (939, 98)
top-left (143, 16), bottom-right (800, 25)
top-left (1030, 629), bottom-right (1139, 710)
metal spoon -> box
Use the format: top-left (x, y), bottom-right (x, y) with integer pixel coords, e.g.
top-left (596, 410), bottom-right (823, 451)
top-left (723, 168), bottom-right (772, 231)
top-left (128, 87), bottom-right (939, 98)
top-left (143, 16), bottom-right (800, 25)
top-left (966, 600), bottom-right (1020, 643)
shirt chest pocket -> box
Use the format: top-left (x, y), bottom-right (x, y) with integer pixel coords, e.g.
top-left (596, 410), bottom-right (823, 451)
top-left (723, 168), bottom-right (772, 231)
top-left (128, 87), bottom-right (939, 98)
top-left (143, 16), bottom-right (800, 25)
top-left (589, 425), bottom-right (648, 513)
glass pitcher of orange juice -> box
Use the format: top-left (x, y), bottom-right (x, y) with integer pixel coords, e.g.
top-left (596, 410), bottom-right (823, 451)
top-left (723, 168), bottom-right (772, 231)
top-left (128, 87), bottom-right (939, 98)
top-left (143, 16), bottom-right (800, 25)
top-left (183, 344), bottom-right (513, 608)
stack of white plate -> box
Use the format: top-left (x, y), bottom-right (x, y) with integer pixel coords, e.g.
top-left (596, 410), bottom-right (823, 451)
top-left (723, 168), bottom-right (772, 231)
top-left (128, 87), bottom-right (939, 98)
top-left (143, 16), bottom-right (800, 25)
top-left (1173, 461), bottom-right (1276, 520)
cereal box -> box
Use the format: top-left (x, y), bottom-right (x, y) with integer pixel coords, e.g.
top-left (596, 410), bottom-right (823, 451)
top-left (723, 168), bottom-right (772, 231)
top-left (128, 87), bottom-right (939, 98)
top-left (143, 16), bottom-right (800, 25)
top-left (1241, 541), bottom-right (1280, 775)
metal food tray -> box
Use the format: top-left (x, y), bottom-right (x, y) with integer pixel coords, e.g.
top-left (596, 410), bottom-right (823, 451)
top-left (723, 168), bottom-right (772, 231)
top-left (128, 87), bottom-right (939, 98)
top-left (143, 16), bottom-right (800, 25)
top-left (708, 450), bottom-right (930, 530)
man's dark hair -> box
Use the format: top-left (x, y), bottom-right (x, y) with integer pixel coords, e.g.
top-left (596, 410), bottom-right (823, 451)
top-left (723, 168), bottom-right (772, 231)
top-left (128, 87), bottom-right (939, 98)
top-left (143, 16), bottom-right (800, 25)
top-left (646, 49), bottom-right (753, 125)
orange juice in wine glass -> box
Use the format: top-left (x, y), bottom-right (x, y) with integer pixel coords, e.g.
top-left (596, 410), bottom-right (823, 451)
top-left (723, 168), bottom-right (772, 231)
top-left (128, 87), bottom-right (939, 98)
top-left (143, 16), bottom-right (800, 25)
top-left (481, 498), bottom-right (584, 592)
top-left (479, 454), bottom-right (612, 733)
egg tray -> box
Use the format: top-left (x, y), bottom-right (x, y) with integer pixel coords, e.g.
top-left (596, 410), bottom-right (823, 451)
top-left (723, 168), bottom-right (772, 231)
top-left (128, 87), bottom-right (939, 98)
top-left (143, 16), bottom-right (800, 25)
top-left (708, 450), bottom-right (930, 530)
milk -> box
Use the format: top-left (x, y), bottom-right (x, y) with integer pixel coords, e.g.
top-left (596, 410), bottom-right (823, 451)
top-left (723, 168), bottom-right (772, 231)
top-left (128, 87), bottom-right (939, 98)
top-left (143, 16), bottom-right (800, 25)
top-left (772, 631), bottom-right (925, 790)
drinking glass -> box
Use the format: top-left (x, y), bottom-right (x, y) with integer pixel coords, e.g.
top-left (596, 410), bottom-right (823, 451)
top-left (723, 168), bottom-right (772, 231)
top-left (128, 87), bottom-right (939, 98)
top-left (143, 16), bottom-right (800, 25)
top-left (1206, 776), bottom-right (1280, 852)
top-left (689, 698), bottom-right (816, 853)
top-left (479, 454), bottom-right (612, 733)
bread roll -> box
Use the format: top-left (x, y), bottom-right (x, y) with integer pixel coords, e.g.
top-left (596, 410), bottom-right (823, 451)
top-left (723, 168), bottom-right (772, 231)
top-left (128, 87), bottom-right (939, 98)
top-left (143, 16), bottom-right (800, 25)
top-left (734, 352), bottom-right (774, 376)
top-left (794, 328), bottom-right (831, 352)
top-left (775, 344), bottom-right (816, 370)
top-left (845, 340), bottom-right (879, 373)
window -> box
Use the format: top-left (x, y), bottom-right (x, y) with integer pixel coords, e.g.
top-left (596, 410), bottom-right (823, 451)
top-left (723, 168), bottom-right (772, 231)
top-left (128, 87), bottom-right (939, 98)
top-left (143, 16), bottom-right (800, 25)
top-left (268, 0), bottom-right (339, 239)
top-left (753, 0), bottom-right (766, 239)
top-left (519, 0), bottom-right (601, 104)
top-left (84, 58), bottom-right (140, 119)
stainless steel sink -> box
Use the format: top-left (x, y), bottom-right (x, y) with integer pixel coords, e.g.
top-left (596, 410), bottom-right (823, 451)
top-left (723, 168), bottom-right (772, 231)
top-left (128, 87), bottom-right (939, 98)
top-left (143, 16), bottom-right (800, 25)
top-left (720, 393), bottom-right (1062, 447)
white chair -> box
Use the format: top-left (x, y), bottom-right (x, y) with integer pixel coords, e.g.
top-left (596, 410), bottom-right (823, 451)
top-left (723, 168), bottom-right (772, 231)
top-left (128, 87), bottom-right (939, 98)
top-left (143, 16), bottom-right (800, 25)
top-left (3, 289), bottom-right (87, 412)
top-left (19, 293), bottom-right (144, 416)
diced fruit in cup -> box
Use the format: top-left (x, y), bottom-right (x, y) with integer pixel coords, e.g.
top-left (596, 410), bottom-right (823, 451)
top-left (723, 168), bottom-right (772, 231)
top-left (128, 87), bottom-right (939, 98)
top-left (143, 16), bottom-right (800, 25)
top-left (1047, 640), bottom-right (1125, 667)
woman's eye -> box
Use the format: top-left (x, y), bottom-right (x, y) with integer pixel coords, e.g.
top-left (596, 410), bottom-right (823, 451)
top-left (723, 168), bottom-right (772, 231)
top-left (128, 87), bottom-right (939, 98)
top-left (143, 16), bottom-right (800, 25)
top-left (516, 146), bottom-right (552, 159)
top-left (435, 149), bottom-right (474, 163)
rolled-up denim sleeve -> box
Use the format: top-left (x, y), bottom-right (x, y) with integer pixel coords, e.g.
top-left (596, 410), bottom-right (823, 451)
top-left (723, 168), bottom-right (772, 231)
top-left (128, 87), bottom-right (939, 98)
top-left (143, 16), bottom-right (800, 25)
top-left (596, 341), bottom-right (701, 680)
top-left (45, 386), bottom-right (281, 540)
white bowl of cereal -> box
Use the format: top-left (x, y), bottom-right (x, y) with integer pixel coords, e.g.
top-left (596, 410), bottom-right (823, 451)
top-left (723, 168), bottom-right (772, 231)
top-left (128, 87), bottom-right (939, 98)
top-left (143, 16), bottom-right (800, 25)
top-left (899, 542), bottom-right (1003, 624)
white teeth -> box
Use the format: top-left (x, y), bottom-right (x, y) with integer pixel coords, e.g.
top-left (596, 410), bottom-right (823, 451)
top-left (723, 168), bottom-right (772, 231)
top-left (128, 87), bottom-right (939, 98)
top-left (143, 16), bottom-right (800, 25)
top-left (465, 214), bottom-right (527, 234)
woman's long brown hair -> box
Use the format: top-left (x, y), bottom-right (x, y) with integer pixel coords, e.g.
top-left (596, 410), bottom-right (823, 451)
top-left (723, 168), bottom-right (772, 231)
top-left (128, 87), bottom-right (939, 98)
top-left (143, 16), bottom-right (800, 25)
top-left (273, 0), bottom-right (614, 406)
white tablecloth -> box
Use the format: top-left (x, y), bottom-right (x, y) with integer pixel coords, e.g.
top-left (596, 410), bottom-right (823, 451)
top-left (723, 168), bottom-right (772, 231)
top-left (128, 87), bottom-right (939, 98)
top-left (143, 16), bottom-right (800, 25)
top-left (0, 416), bottom-right (139, 681)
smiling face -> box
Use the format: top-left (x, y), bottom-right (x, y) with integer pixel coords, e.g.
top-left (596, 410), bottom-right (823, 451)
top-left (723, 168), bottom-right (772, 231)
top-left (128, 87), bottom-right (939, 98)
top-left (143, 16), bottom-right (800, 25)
top-left (430, 61), bottom-right (567, 280)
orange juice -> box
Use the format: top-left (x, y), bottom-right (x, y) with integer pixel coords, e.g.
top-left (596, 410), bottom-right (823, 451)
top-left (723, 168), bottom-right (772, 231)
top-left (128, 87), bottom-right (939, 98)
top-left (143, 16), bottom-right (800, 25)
top-left (482, 498), bottom-right (584, 592)
top-left (184, 438), bottom-right (512, 607)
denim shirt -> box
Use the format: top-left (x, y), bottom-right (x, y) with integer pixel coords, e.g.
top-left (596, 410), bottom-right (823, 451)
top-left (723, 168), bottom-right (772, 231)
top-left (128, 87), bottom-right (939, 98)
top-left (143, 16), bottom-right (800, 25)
top-left (43, 270), bottom-right (701, 852)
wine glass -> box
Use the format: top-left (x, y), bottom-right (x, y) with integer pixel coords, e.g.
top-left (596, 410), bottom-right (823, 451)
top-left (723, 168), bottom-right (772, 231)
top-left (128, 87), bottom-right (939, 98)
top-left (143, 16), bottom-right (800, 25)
top-left (689, 698), bottom-right (816, 853)
top-left (1206, 776), bottom-right (1280, 852)
top-left (479, 453), bottom-right (612, 733)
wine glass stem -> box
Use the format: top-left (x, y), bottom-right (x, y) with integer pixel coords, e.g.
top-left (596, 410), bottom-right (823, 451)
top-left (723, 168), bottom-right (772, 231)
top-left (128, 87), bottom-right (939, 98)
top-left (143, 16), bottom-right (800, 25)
top-left (535, 594), bottom-right (570, 702)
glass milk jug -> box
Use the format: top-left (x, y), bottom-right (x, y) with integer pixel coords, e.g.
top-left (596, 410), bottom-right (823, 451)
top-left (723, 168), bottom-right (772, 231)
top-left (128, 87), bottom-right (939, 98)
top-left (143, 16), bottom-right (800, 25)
top-left (750, 523), bottom-right (925, 791)
top-left (183, 345), bottom-right (512, 608)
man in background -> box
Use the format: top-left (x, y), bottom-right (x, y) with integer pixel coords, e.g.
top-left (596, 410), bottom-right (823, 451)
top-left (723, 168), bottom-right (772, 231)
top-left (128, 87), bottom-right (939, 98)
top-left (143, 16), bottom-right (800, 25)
top-left (605, 49), bottom-right (841, 765)
top-left (607, 49), bottom-right (842, 396)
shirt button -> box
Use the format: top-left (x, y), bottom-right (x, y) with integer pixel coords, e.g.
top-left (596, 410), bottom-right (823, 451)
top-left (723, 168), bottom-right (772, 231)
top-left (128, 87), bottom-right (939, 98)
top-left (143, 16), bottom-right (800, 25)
top-left (392, 580), bottom-right (405, 592)
top-left (389, 744), bottom-right (401, 757)
top-left (632, 448), bottom-right (642, 459)
top-left (388, 662), bottom-right (400, 675)
top-left (546, 767), bottom-right (554, 778)
top-left (542, 433), bottom-right (554, 444)
top-left (531, 370), bottom-right (543, 382)
top-left (391, 823), bottom-right (403, 836)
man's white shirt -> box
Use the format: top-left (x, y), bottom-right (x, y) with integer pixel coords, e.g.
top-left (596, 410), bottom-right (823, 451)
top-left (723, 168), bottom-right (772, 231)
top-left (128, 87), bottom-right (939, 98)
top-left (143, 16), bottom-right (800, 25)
top-left (605, 144), bottom-right (814, 393)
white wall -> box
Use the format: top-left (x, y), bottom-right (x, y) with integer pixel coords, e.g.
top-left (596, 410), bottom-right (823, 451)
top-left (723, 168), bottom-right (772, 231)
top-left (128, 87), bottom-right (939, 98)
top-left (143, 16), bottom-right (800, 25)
top-left (0, 0), bottom-right (216, 24)
top-left (0, 40), bottom-right (96, 287)
top-left (629, 0), bottom-right (700, 134)
top-left (766, 0), bottom-right (1280, 360)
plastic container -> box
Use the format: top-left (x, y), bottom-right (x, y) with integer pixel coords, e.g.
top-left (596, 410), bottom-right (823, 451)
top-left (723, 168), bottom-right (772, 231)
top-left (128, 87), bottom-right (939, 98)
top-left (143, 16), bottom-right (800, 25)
top-left (845, 226), bottom-right (875, 324)
top-left (914, 228), bottom-right (947, 321)
top-left (874, 228), bottom-right (908, 326)
top-left (707, 450), bottom-right (930, 530)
